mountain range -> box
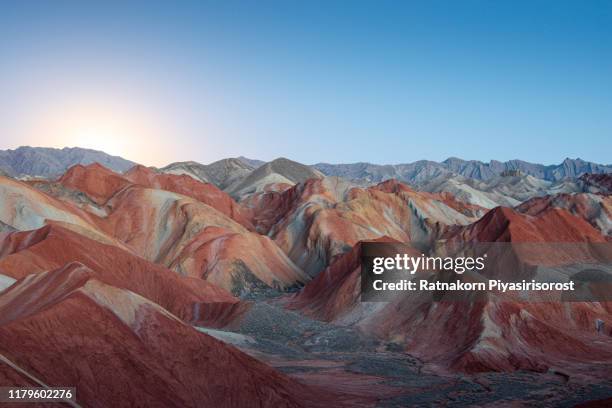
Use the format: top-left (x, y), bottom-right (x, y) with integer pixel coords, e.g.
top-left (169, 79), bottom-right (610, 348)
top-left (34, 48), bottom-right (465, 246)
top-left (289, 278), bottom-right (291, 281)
top-left (0, 146), bottom-right (135, 177)
top-left (0, 146), bottom-right (611, 406)
top-left (1, 146), bottom-right (610, 210)
top-left (1, 146), bottom-right (610, 185)
top-left (313, 157), bottom-right (612, 183)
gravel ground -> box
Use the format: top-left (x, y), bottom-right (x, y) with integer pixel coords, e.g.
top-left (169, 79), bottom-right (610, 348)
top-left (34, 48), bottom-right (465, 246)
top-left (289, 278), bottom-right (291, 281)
top-left (198, 298), bottom-right (612, 407)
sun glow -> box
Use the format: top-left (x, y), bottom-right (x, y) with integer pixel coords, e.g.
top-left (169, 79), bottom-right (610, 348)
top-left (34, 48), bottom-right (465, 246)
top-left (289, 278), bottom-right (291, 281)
top-left (26, 96), bottom-right (173, 166)
top-left (68, 126), bottom-right (128, 157)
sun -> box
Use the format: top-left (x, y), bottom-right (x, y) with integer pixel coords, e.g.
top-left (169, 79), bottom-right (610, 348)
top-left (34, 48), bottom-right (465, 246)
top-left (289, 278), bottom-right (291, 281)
top-left (68, 126), bottom-right (127, 156)
top-left (28, 95), bottom-right (172, 166)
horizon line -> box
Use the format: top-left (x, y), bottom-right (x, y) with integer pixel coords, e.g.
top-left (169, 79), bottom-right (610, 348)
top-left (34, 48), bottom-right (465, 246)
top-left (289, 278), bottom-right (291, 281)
top-left (1, 144), bottom-right (609, 168)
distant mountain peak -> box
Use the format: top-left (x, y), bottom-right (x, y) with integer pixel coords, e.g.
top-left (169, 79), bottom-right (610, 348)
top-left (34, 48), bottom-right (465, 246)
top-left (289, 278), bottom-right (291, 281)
top-left (227, 156), bottom-right (322, 198)
top-left (161, 157), bottom-right (255, 189)
top-left (0, 146), bottom-right (135, 178)
top-left (236, 156), bottom-right (265, 169)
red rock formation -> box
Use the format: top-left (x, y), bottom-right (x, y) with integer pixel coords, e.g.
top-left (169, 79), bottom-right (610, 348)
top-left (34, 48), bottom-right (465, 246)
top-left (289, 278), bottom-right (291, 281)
top-left (287, 236), bottom-right (410, 322)
top-left (516, 193), bottom-right (611, 236)
top-left (372, 179), bottom-right (485, 219)
top-left (258, 177), bottom-right (483, 276)
top-left (2, 173), bottom-right (307, 297)
top-left (169, 225), bottom-right (309, 295)
top-left (94, 185), bottom-right (307, 293)
top-left (441, 206), bottom-right (610, 269)
top-left (444, 206), bottom-right (608, 243)
top-left (57, 163), bottom-right (253, 229)
top-left (286, 202), bottom-right (612, 377)
top-left (362, 206), bottom-right (612, 374)
top-left (0, 224), bottom-right (239, 327)
top-left (364, 292), bottom-right (612, 376)
top-left (99, 185), bottom-right (246, 263)
top-left (58, 163), bottom-right (131, 205)
top-left (125, 165), bottom-right (254, 229)
top-left (4, 157), bottom-right (612, 398)
top-left (240, 183), bottom-right (302, 234)
top-left (0, 175), bottom-right (104, 234)
top-left (0, 263), bottom-right (331, 408)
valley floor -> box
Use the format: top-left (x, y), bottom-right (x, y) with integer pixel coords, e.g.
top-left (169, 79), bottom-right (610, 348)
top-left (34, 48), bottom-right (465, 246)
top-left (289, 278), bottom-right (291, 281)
top-left (198, 298), bottom-right (612, 407)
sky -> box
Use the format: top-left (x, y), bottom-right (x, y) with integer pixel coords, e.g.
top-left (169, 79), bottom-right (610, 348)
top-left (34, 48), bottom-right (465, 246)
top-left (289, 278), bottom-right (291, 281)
top-left (0, 0), bottom-right (610, 167)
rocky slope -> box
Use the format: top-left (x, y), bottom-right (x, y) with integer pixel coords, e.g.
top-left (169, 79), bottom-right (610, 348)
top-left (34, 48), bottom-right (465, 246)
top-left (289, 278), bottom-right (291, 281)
top-left (0, 263), bottom-right (330, 408)
top-left (244, 177), bottom-right (484, 277)
top-left (227, 157), bottom-right (324, 198)
top-left (237, 156), bottom-right (266, 169)
top-left (363, 207), bottom-right (612, 374)
top-left (516, 193), bottom-right (612, 236)
top-left (0, 224), bottom-right (239, 326)
top-left (2, 164), bottom-right (308, 296)
top-left (580, 173), bottom-right (612, 194)
top-left (162, 158), bottom-right (255, 189)
top-left (418, 172), bottom-right (612, 209)
top-left (287, 205), bottom-right (612, 378)
top-left (417, 172), bottom-right (578, 208)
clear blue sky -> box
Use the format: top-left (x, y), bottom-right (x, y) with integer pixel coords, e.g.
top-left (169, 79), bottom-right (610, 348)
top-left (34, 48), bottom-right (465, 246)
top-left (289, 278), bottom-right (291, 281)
top-left (1, 0), bottom-right (610, 166)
